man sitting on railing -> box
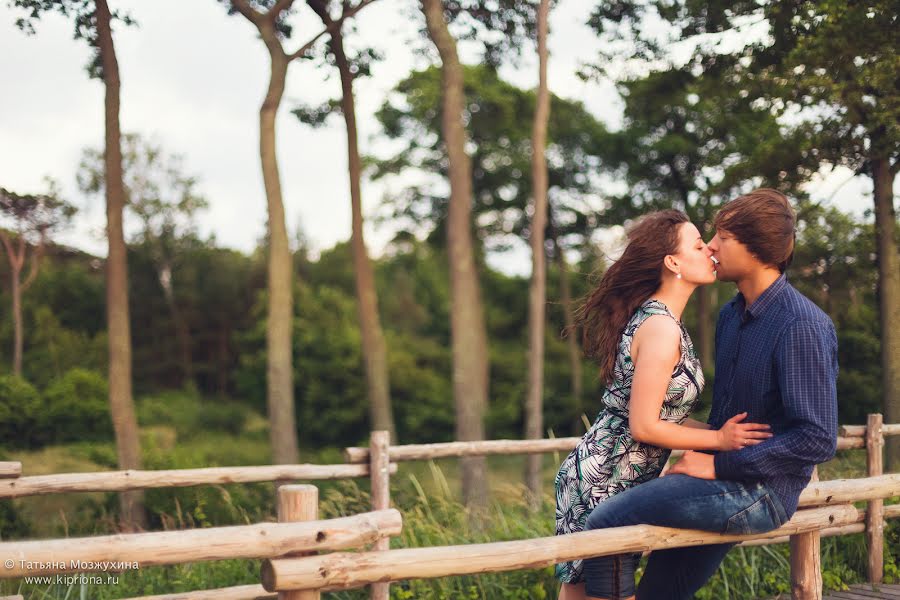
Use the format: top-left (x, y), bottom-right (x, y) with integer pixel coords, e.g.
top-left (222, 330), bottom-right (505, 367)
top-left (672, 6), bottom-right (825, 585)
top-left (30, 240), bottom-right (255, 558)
top-left (581, 190), bottom-right (839, 600)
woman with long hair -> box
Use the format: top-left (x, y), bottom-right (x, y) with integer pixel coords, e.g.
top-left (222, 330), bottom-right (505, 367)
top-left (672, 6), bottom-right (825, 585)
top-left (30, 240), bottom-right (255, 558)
top-left (554, 210), bottom-right (772, 600)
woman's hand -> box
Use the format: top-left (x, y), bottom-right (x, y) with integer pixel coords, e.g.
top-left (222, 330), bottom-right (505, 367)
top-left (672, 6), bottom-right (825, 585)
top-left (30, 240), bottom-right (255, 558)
top-left (716, 412), bottom-right (773, 451)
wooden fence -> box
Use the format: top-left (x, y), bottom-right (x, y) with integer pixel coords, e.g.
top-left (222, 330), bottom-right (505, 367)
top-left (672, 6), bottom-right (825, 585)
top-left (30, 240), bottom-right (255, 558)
top-left (0, 414), bottom-right (897, 600)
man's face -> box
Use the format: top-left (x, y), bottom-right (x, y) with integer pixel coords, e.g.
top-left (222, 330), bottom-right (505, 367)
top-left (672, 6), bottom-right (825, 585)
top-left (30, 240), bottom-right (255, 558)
top-left (708, 228), bottom-right (755, 282)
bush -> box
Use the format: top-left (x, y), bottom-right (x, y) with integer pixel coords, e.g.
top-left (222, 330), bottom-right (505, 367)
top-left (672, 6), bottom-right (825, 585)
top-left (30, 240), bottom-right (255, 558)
top-left (43, 368), bottom-right (111, 444)
top-left (202, 402), bottom-right (248, 436)
top-left (137, 391), bottom-right (250, 438)
top-left (0, 375), bottom-right (43, 448)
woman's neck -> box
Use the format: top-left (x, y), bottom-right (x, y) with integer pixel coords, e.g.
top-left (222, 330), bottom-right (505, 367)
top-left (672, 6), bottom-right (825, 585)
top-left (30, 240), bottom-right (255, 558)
top-left (650, 282), bottom-right (696, 321)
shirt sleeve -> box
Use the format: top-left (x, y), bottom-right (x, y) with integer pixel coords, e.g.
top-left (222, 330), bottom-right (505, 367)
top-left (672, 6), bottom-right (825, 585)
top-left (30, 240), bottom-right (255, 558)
top-left (714, 319), bottom-right (838, 481)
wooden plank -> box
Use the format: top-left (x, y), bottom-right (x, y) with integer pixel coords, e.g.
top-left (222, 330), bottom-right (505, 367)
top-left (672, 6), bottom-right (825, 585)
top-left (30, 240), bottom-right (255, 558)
top-left (118, 585), bottom-right (274, 600)
top-left (278, 485), bottom-right (319, 600)
top-left (345, 437), bottom-right (584, 463)
top-left (824, 585), bottom-right (900, 600)
top-left (0, 463), bottom-right (396, 498)
top-left (869, 584), bottom-right (900, 598)
top-left (798, 474), bottom-right (900, 508)
top-left (883, 424), bottom-right (900, 436)
top-left (369, 431), bottom-right (391, 600)
top-left (831, 586), bottom-right (891, 599)
top-left (345, 436), bottom-right (864, 462)
top-left (867, 414), bottom-right (885, 583)
top-left (0, 509), bottom-right (402, 577)
top-left (791, 467), bottom-right (822, 599)
top-left (0, 463), bottom-right (21, 479)
top-left (262, 505), bottom-right (858, 592)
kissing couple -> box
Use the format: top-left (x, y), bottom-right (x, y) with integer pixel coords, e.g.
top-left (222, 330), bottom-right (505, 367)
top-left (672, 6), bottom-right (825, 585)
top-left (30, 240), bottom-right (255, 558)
top-left (554, 188), bottom-right (839, 600)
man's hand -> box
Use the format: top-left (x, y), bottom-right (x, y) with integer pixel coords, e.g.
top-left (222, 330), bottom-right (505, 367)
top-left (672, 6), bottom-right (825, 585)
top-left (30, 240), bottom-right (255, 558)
top-left (666, 450), bottom-right (716, 479)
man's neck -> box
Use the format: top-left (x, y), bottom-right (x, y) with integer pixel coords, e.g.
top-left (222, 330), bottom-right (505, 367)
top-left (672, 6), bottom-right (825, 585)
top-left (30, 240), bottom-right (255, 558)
top-left (736, 268), bottom-right (782, 308)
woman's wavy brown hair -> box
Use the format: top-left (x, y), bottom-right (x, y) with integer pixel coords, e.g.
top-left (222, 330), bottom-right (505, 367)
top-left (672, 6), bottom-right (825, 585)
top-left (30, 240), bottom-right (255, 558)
top-left (576, 209), bottom-right (690, 385)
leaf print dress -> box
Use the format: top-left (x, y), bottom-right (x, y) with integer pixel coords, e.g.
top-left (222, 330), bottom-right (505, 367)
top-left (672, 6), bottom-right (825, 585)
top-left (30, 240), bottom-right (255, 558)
top-left (554, 299), bottom-right (705, 584)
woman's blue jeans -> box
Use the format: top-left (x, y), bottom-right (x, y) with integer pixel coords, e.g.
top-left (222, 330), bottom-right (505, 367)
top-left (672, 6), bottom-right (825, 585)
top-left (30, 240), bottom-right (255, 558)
top-left (582, 474), bottom-right (788, 599)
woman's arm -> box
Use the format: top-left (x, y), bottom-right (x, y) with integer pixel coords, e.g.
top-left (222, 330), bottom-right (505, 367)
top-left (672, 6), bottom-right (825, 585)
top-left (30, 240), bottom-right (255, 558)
top-left (627, 316), bottom-right (770, 451)
top-left (682, 418), bottom-right (712, 430)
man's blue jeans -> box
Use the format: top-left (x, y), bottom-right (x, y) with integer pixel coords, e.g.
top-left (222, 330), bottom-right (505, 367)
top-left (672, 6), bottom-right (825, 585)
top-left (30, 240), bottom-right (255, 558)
top-left (582, 474), bottom-right (789, 599)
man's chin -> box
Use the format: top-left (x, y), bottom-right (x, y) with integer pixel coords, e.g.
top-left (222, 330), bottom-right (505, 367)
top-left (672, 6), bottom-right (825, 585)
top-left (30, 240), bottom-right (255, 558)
top-left (714, 269), bottom-right (738, 282)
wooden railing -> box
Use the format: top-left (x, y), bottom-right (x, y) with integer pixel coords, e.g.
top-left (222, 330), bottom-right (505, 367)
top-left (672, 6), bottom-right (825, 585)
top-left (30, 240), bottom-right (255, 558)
top-left (0, 414), bottom-right (896, 600)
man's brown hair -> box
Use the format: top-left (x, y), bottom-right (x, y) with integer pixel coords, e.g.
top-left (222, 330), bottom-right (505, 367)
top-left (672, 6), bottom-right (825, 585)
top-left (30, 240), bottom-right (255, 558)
top-left (714, 188), bottom-right (796, 273)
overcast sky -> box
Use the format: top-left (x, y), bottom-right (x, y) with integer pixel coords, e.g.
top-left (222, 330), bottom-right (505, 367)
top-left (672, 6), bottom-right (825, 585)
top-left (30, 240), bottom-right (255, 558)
top-left (0, 1), bottom-right (884, 276)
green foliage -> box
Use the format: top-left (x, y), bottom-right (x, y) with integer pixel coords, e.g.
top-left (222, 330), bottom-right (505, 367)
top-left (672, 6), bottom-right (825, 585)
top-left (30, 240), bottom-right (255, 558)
top-left (387, 333), bottom-right (455, 443)
top-left (372, 64), bottom-right (607, 254)
top-left (137, 390), bottom-right (251, 439)
top-left (0, 375), bottom-right (42, 448)
top-left (9, 0), bottom-right (136, 79)
top-left (0, 369), bottom-right (110, 449)
top-left (43, 368), bottom-right (111, 443)
top-left (792, 203), bottom-right (882, 424)
top-left (0, 498), bottom-right (30, 541)
top-left (22, 306), bottom-right (107, 389)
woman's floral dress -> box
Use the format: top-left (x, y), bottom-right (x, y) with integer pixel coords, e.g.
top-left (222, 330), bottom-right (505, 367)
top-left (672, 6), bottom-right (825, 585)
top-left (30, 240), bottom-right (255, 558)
top-left (554, 299), bottom-right (705, 583)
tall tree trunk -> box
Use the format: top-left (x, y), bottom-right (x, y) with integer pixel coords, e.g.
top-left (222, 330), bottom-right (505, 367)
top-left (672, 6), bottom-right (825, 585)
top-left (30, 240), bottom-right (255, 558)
top-left (95, 0), bottom-right (145, 530)
top-left (552, 236), bottom-right (583, 432)
top-left (872, 157), bottom-right (900, 469)
top-left (158, 264), bottom-right (194, 386)
top-left (218, 325), bottom-right (230, 396)
top-left (10, 263), bottom-right (22, 377)
top-left (3, 233), bottom-right (46, 377)
top-left (332, 30), bottom-right (397, 443)
top-left (3, 240), bottom-right (24, 377)
top-left (421, 0), bottom-right (489, 509)
top-left (259, 32), bottom-right (299, 465)
top-left (524, 0), bottom-right (551, 508)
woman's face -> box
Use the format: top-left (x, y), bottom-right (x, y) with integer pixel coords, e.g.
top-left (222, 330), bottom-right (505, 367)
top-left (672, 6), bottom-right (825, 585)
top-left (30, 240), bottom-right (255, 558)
top-left (672, 222), bottom-right (716, 285)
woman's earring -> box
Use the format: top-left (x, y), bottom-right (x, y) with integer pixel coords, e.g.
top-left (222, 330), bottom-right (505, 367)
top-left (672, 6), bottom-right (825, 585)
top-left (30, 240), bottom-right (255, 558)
top-left (676, 273), bottom-right (682, 280)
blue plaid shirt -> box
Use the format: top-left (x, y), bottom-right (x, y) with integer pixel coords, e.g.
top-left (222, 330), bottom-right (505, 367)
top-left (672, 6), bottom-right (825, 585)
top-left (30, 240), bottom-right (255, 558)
top-left (709, 274), bottom-right (838, 518)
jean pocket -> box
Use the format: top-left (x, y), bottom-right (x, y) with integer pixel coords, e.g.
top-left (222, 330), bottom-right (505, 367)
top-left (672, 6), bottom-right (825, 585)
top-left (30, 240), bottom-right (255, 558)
top-left (723, 494), bottom-right (781, 536)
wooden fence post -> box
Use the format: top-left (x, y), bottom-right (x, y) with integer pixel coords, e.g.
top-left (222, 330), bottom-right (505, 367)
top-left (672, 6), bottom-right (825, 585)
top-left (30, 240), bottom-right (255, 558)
top-left (370, 431), bottom-right (391, 600)
top-left (0, 463), bottom-right (21, 479)
top-left (790, 466), bottom-right (822, 600)
top-left (277, 485), bottom-right (319, 600)
top-left (867, 413), bottom-right (885, 583)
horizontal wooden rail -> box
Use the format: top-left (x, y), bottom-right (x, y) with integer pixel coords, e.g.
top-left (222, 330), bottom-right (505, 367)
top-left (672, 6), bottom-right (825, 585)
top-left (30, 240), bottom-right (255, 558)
top-left (0, 463), bottom-right (21, 479)
top-left (741, 503), bottom-right (900, 548)
top-left (0, 463), bottom-right (397, 499)
top-left (798, 474), bottom-right (900, 508)
top-left (119, 585), bottom-right (274, 600)
top-left (109, 504), bottom-right (900, 600)
top-left (840, 424), bottom-right (900, 437)
top-left (344, 437), bottom-right (583, 463)
top-left (0, 509), bottom-right (402, 577)
top-left (345, 434), bottom-right (870, 463)
top-left (262, 504), bottom-right (858, 592)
